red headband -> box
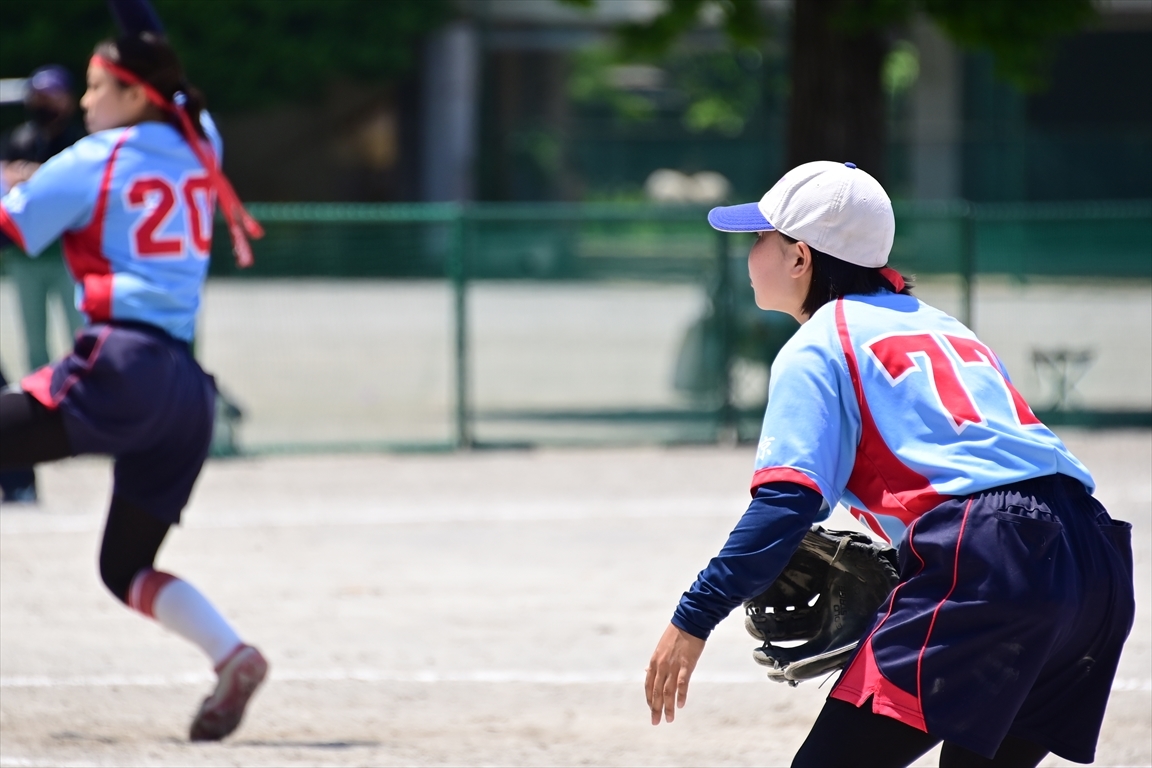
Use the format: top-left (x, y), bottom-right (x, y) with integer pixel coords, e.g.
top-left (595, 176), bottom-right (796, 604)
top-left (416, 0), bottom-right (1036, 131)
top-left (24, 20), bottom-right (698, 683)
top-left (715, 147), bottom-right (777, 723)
top-left (91, 54), bottom-right (261, 267)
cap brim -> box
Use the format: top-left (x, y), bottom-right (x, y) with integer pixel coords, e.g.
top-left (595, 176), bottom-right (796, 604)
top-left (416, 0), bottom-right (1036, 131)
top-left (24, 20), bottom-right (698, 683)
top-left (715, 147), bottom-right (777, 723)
top-left (707, 203), bottom-right (774, 233)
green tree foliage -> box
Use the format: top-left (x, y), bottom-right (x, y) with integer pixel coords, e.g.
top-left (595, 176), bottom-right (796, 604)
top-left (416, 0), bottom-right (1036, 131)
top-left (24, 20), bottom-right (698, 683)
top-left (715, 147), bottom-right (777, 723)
top-left (569, 49), bottom-right (661, 122)
top-left (564, 0), bottom-right (1098, 182)
top-left (0, 0), bottom-right (450, 112)
top-left (924, 0), bottom-right (1098, 89)
top-left (560, 0), bottom-right (763, 57)
top-left (613, 0), bottom-right (763, 59)
top-left (836, 0), bottom-right (1098, 90)
top-left (570, 46), bottom-right (768, 136)
top-left (564, 0), bottom-right (1096, 90)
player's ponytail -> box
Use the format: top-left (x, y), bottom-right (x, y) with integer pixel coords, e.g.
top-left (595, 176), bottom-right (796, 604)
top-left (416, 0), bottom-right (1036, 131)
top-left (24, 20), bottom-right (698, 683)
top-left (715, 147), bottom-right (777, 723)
top-left (783, 234), bottom-right (913, 318)
top-left (90, 32), bottom-right (262, 267)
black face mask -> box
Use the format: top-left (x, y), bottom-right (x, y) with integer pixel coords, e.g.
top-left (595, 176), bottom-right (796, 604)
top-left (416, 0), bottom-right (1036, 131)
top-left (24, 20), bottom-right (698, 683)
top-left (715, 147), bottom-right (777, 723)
top-left (28, 106), bottom-right (63, 127)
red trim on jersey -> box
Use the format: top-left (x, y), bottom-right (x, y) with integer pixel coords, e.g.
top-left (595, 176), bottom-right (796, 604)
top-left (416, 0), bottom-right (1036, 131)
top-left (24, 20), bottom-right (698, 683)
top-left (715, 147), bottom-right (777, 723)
top-left (749, 467), bottom-right (823, 496)
top-left (19, 366), bottom-right (55, 409)
top-left (61, 132), bottom-right (129, 296)
top-left (20, 325), bottom-right (113, 410)
top-left (836, 300), bottom-right (951, 523)
top-left (0, 205), bottom-right (27, 250)
top-left (81, 274), bottom-right (114, 323)
top-left (128, 568), bottom-right (179, 619)
top-left (850, 506), bottom-right (892, 544)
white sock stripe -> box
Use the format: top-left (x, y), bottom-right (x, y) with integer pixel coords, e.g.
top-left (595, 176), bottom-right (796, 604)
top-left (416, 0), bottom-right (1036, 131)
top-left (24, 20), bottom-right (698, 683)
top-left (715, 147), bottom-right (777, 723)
top-left (150, 579), bottom-right (243, 667)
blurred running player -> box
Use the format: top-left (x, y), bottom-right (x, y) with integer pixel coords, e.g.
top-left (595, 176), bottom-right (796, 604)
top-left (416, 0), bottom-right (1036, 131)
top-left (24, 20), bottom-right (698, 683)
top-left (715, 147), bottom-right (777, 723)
top-left (0, 0), bottom-right (266, 742)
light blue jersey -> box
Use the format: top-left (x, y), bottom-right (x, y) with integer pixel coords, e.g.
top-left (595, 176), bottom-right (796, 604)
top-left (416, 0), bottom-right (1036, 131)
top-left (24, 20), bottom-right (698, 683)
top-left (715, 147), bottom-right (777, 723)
top-left (751, 291), bottom-right (1093, 543)
top-left (0, 116), bottom-right (222, 342)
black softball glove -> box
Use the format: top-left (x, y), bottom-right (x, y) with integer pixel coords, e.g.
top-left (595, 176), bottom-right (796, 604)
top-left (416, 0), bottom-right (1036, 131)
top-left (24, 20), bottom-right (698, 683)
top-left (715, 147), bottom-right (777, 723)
top-left (744, 525), bottom-right (899, 686)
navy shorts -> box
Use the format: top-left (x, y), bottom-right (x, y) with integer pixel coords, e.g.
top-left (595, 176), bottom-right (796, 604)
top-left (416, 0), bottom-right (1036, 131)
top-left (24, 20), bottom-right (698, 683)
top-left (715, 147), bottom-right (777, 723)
top-left (21, 322), bottom-right (215, 524)
top-left (830, 474), bottom-right (1135, 763)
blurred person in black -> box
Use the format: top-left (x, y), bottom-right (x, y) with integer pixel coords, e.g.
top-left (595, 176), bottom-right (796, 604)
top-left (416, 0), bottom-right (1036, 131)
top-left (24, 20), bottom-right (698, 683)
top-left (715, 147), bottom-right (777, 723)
top-left (2, 65), bottom-right (86, 172)
top-left (1, 65), bottom-right (86, 370)
top-left (0, 368), bottom-right (37, 503)
top-left (0, 66), bottom-right (87, 505)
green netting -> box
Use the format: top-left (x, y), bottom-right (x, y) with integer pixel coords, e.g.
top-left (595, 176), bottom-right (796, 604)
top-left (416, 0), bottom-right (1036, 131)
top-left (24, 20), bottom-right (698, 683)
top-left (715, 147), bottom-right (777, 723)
top-left (192, 200), bottom-right (1152, 452)
top-left (207, 201), bottom-right (1152, 281)
top-left (969, 202), bottom-right (1152, 278)
top-left (3, 202), bottom-right (1148, 454)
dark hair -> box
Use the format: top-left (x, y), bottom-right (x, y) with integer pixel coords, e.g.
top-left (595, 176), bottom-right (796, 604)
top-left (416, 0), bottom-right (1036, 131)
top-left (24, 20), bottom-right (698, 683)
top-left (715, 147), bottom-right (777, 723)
top-left (93, 33), bottom-right (206, 139)
top-left (779, 233), bottom-right (913, 318)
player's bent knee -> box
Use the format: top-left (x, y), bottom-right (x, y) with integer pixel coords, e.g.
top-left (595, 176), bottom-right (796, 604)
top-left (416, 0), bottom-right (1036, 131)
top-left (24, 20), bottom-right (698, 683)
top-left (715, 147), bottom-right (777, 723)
top-left (0, 390), bottom-right (73, 468)
top-left (98, 554), bottom-right (137, 605)
top-left (98, 495), bottom-right (171, 605)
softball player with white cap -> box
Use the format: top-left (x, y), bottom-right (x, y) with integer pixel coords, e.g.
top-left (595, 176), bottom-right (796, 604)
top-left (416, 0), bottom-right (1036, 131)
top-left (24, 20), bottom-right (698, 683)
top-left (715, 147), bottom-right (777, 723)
top-left (644, 161), bottom-right (1135, 767)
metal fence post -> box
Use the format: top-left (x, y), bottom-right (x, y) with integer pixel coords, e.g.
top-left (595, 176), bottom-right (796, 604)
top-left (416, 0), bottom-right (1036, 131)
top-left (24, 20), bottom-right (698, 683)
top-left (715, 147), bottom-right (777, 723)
top-left (450, 209), bottom-right (472, 449)
top-left (961, 202), bottom-right (976, 331)
top-left (715, 229), bottom-right (735, 440)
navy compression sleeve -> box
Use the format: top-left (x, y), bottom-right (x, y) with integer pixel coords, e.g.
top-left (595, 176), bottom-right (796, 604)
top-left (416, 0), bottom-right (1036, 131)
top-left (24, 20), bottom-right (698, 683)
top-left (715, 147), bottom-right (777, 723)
top-left (671, 481), bottom-right (824, 640)
top-left (107, 0), bottom-right (165, 35)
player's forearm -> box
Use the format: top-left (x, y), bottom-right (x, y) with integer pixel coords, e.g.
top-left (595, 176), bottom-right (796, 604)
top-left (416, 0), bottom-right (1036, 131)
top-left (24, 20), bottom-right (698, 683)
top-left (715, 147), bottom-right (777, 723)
top-left (107, 0), bottom-right (165, 36)
top-left (672, 482), bottom-right (823, 640)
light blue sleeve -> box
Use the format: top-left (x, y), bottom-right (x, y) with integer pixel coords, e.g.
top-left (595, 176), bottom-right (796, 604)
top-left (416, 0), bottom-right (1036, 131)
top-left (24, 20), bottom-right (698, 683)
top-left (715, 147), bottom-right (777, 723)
top-left (751, 320), bottom-right (860, 509)
top-left (0, 135), bottom-right (112, 256)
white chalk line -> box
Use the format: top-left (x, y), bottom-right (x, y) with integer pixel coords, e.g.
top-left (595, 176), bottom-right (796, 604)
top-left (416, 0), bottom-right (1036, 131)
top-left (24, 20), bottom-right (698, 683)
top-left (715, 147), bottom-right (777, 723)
top-left (0, 668), bottom-right (688, 688)
top-left (2, 669), bottom-right (1149, 691)
top-left (1, 761), bottom-right (123, 767)
top-left (0, 496), bottom-right (750, 534)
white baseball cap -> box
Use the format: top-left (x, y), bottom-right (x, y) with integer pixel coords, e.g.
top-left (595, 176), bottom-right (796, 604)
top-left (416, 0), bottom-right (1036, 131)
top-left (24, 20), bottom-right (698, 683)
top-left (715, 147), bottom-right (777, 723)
top-left (707, 161), bottom-right (895, 268)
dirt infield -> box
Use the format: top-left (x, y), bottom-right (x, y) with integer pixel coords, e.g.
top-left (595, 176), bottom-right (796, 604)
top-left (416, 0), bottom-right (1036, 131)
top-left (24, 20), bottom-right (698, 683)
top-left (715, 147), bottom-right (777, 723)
top-left (1, 431), bottom-right (1149, 767)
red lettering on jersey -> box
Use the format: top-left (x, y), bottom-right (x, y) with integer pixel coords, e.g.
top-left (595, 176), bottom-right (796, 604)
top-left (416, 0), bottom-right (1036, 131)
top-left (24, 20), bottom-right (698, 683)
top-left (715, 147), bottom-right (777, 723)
top-left (944, 335), bottom-right (1043, 427)
top-left (836, 303), bottom-right (951, 521)
top-left (865, 333), bottom-right (983, 432)
top-left (182, 173), bottom-right (214, 256)
top-left (125, 176), bottom-right (182, 257)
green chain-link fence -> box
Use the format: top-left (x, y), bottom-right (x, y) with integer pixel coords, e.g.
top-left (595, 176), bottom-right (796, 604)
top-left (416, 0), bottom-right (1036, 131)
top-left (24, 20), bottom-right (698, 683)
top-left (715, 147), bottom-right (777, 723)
top-left (191, 200), bottom-right (1152, 452)
top-left (3, 201), bottom-right (1148, 454)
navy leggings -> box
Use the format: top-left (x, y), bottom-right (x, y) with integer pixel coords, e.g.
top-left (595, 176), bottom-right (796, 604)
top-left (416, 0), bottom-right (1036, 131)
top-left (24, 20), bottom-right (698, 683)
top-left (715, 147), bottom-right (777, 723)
top-left (0, 388), bottom-right (170, 603)
top-left (793, 697), bottom-right (1048, 768)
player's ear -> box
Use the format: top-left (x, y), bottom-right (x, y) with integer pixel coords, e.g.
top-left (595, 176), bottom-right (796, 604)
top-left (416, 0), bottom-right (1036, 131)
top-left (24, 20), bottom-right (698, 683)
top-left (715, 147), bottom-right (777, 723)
top-left (125, 82), bottom-right (149, 113)
top-left (791, 240), bottom-right (812, 277)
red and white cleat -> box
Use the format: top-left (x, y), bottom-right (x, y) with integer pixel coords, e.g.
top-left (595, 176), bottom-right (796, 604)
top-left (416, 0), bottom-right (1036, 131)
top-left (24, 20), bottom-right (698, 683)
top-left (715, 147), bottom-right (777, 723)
top-left (189, 644), bottom-right (268, 741)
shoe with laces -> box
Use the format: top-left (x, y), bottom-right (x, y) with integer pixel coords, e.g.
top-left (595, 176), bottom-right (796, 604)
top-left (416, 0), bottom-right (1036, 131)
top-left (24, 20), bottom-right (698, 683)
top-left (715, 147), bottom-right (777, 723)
top-left (189, 644), bottom-right (268, 741)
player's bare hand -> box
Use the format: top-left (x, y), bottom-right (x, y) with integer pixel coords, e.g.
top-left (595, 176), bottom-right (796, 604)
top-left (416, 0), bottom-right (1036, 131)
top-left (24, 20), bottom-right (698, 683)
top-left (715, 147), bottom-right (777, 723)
top-left (645, 622), bottom-right (705, 725)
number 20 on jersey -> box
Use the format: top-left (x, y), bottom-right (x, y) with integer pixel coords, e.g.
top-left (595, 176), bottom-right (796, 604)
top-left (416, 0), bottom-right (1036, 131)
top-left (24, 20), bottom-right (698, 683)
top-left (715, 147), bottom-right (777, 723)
top-left (124, 172), bottom-right (214, 259)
